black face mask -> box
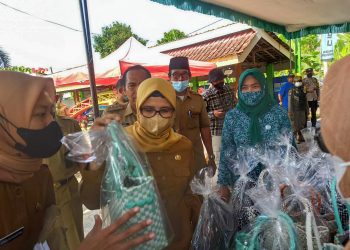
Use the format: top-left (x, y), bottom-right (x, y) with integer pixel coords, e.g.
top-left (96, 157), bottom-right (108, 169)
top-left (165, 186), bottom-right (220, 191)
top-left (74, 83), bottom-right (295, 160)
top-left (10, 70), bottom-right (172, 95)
top-left (307, 73), bottom-right (313, 78)
top-left (214, 82), bottom-right (224, 90)
top-left (0, 115), bottom-right (63, 158)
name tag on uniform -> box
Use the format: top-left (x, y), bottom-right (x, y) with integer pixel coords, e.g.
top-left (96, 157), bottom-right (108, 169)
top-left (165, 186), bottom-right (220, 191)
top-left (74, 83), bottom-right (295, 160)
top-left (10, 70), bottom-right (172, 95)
top-left (0, 226), bottom-right (24, 246)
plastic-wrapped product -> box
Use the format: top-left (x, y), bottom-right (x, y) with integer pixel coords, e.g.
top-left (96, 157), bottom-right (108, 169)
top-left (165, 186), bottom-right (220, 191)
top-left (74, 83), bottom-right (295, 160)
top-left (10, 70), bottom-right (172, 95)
top-left (191, 168), bottom-right (235, 250)
top-left (235, 183), bottom-right (299, 250)
top-left (62, 121), bottom-right (172, 249)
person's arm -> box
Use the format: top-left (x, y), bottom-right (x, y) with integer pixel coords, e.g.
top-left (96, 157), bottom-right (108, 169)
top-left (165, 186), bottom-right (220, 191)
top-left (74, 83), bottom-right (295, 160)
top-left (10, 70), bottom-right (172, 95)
top-left (278, 107), bottom-right (295, 146)
top-left (203, 93), bottom-right (214, 120)
top-left (218, 111), bottom-right (237, 202)
top-left (200, 127), bottom-right (216, 173)
top-left (278, 85), bottom-right (284, 104)
top-left (198, 98), bottom-right (216, 172)
top-left (315, 78), bottom-right (320, 100)
top-left (288, 90), bottom-right (294, 119)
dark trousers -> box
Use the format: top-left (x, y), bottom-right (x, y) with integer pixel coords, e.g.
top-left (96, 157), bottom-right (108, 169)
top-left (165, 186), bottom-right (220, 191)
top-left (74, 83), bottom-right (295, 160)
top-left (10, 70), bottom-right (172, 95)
top-left (308, 100), bottom-right (318, 127)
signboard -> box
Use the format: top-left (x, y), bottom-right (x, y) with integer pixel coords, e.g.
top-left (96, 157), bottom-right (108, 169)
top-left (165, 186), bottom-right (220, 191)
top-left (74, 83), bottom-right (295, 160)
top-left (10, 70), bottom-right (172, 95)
top-left (321, 33), bottom-right (334, 61)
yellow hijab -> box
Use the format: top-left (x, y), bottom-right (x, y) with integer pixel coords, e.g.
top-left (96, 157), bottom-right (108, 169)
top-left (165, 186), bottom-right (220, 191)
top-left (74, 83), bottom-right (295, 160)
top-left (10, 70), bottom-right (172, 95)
top-left (125, 78), bottom-right (182, 152)
top-left (0, 71), bottom-right (55, 183)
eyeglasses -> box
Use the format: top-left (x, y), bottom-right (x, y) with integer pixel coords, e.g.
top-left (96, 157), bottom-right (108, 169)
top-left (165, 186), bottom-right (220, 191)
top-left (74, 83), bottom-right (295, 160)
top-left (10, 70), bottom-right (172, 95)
top-left (140, 107), bottom-right (175, 118)
top-left (171, 71), bottom-right (189, 81)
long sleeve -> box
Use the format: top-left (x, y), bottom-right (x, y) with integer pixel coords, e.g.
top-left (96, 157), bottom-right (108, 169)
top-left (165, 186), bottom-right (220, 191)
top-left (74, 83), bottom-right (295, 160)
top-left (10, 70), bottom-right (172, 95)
top-left (217, 111), bottom-right (237, 186)
top-left (288, 89), bottom-right (294, 118)
top-left (278, 106), bottom-right (295, 147)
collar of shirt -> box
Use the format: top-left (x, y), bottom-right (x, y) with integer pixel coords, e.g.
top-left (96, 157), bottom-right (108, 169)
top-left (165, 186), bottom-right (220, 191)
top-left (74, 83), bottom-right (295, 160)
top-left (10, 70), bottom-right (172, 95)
top-left (176, 88), bottom-right (192, 101)
top-left (124, 103), bottom-right (134, 117)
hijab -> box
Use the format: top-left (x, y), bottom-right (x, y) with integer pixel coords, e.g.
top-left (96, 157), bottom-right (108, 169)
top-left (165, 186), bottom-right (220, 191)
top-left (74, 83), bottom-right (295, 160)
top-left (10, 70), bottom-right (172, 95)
top-left (0, 71), bottom-right (55, 183)
top-left (321, 55), bottom-right (350, 161)
top-left (125, 78), bottom-right (182, 152)
top-left (236, 68), bottom-right (276, 145)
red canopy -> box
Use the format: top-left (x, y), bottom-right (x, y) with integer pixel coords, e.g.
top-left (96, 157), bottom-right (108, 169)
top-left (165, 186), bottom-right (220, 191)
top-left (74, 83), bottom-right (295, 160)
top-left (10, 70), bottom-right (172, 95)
top-left (51, 37), bottom-right (215, 89)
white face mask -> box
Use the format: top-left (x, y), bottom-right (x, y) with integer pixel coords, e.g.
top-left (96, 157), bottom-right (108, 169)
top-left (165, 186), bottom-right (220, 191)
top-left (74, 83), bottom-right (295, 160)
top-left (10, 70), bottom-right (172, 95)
top-left (295, 82), bottom-right (303, 87)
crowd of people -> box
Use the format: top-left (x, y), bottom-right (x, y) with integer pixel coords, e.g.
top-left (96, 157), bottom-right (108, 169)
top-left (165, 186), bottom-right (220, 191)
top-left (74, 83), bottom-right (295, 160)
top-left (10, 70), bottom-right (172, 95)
top-left (0, 55), bottom-right (349, 250)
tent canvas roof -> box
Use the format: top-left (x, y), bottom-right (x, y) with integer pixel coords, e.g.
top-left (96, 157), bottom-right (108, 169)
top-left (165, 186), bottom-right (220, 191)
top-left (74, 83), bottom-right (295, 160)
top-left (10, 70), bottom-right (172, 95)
top-left (51, 37), bottom-right (215, 87)
top-left (150, 0), bottom-right (350, 38)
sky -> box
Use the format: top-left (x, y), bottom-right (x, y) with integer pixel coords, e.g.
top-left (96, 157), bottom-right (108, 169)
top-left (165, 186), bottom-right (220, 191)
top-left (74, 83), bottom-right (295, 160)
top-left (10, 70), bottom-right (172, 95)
top-left (0, 0), bottom-right (232, 72)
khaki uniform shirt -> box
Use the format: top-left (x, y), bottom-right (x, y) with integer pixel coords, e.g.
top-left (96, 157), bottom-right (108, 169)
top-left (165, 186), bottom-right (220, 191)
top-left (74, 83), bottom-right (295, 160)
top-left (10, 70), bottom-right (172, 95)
top-left (80, 137), bottom-right (200, 250)
top-left (0, 166), bottom-right (56, 250)
top-left (46, 116), bottom-right (81, 182)
top-left (44, 116), bottom-right (84, 249)
top-left (174, 90), bottom-right (210, 174)
top-left (302, 77), bottom-right (320, 102)
top-left (103, 102), bottom-right (137, 127)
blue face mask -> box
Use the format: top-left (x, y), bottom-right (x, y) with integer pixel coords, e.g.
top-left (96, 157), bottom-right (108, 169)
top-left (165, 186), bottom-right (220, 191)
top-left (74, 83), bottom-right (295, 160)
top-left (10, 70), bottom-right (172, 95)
top-left (240, 90), bottom-right (264, 106)
top-left (172, 80), bottom-right (189, 93)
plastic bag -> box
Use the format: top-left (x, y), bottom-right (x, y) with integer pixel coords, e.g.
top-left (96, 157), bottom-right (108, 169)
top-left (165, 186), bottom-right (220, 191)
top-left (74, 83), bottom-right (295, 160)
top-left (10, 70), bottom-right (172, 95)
top-left (62, 121), bottom-right (172, 249)
top-left (235, 182), bottom-right (299, 250)
top-left (61, 129), bottom-right (109, 166)
top-left (191, 168), bottom-right (235, 250)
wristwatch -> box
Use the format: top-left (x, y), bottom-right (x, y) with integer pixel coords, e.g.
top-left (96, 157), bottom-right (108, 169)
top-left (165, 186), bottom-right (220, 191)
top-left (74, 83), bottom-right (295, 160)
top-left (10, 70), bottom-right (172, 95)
top-left (209, 154), bottom-right (215, 160)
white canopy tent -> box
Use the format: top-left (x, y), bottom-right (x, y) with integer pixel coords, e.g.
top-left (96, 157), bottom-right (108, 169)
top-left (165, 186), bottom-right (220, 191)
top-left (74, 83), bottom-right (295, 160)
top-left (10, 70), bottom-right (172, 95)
top-left (150, 0), bottom-right (350, 38)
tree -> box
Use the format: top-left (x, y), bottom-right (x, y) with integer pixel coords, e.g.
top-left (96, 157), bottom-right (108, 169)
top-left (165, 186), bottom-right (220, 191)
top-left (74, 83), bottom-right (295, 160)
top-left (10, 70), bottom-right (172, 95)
top-left (299, 35), bottom-right (321, 73)
top-left (93, 22), bottom-right (148, 58)
top-left (157, 29), bottom-right (187, 45)
top-left (277, 34), bottom-right (321, 74)
top-left (0, 47), bottom-right (11, 68)
top-left (334, 33), bottom-right (350, 61)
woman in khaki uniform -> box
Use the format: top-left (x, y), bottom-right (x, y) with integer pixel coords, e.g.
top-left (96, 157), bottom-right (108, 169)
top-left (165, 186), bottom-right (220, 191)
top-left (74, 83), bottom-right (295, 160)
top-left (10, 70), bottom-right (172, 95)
top-left (87, 78), bottom-right (201, 249)
top-left (0, 71), bottom-right (155, 250)
top-left (0, 72), bottom-right (67, 249)
top-left (125, 78), bottom-right (200, 249)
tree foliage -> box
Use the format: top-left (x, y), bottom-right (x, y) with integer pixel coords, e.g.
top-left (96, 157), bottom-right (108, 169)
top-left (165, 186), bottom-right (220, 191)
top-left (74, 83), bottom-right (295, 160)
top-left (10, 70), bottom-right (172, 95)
top-left (156, 29), bottom-right (187, 45)
top-left (277, 33), bottom-right (350, 76)
top-left (334, 33), bottom-right (350, 61)
top-left (299, 35), bottom-right (321, 73)
top-left (0, 47), bottom-right (11, 68)
top-left (93, 21), bottom-right (148, 58)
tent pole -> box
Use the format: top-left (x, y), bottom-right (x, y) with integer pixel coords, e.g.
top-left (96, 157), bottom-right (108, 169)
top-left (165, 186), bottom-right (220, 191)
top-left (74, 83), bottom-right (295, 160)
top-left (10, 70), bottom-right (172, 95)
top-left (79, 0), bottom-right (100, 118)
top-left (289, 40), bottom-right (292, 71)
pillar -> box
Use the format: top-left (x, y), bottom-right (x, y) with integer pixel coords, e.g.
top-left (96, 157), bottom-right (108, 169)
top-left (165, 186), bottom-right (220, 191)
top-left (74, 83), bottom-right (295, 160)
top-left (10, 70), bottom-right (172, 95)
top-left (266, 63), bottom-right (274, 98)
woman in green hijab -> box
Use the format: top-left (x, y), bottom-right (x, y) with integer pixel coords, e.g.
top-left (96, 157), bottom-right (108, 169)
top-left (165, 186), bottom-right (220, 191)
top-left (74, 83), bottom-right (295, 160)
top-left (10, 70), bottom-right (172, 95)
top-left (218, 68), bottom-right (292, 201)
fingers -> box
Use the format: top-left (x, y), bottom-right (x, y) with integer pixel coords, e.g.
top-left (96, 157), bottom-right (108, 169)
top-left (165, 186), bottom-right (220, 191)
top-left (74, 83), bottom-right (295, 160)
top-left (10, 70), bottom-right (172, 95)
top-left (92, 114), bottom-right (122, 130)
top-left (119, 232), bottom-right (155, 250)
top-left (103, 207), bottom-right (140, 235)
top-left (86, 214), bottom-right (102, 237)
top-left (112, 219), bottom-right (153, 243)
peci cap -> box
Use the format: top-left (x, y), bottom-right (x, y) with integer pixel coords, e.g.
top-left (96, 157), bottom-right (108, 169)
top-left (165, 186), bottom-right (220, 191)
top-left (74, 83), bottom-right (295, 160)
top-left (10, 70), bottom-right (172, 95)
top-left (169, 57), bottom-right (190, 72)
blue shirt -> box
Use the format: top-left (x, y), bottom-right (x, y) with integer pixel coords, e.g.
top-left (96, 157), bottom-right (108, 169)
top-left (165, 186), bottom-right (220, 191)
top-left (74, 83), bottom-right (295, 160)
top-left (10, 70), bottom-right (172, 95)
top-left (279, 82), bottom-right (294, 110)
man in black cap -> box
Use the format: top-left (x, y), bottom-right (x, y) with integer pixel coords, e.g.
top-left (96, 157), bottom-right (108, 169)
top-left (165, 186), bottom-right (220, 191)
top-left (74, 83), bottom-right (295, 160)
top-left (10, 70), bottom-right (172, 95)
top-left (203, 68), bottom-right (235, 166)
top-left (169, 56), bottom-right (216, 175)
top-left (302, 68), bottom-right (320, 127)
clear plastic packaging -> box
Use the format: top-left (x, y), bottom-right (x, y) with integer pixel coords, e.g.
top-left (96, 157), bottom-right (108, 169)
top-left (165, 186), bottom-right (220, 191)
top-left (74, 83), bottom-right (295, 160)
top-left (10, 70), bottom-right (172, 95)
top-left (62, 121), bottom-right (172, 249)
top-left (191, 168), bottom-right (236, 250)
top-left (235, 181), bottom-right (299, 250)
top-left (61, 129), bottom-right (109, 166)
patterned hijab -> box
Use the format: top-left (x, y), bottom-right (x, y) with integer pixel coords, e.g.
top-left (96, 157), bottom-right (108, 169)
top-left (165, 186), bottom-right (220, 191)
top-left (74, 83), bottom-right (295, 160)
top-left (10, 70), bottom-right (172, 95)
top-left (236, 68), bottom-right (276, 145)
